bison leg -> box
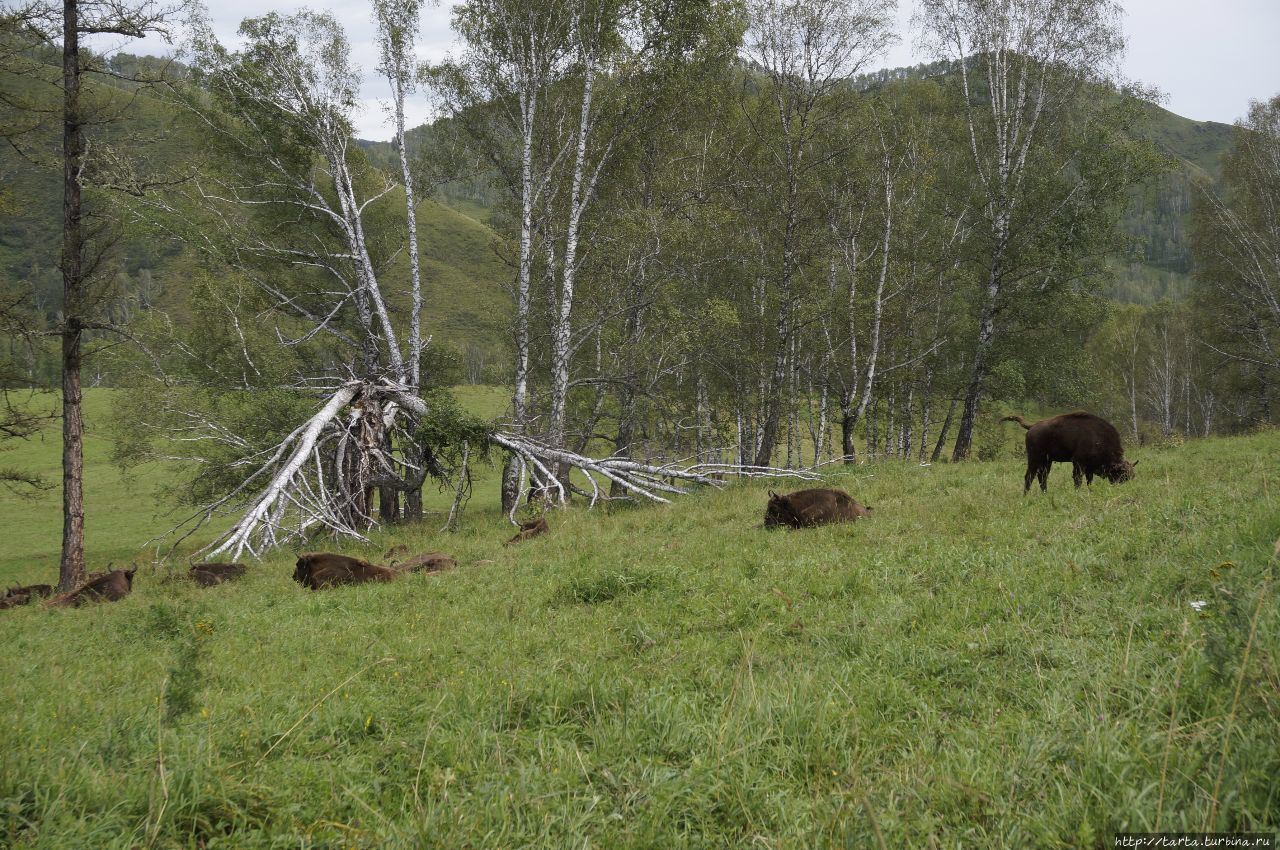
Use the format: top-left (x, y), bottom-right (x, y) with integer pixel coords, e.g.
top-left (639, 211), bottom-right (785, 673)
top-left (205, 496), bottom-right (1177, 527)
top-left (1037, 463), bottom-right (1050, 492)
top-left (1072, 463), bottom-right (1084, 488)
top-left (1023, 462), bottom-right (1036, 494)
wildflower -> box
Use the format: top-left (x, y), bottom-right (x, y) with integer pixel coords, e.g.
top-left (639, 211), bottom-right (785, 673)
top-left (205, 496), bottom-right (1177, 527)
top-left (1189, 600), bottom-right (1208, 612)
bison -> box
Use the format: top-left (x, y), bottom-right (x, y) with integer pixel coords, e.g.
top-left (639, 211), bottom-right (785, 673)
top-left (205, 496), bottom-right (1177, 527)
top-left (764, 488), bottom-right (872, 529)
top-left (505, 517), bottom-right (549, 545)
top-left (1, 583), bottom-right (54, 610)
top-left (189, 562), bottom-right (247, 587)
top-left (45, 567), bottom-right (137, 608)
top-left (293, 553), bottom-right (396, 590)
top-left (391, 552), bottom-right (457, 574)
top-left (1002, 411), bottom-right (1137, 494)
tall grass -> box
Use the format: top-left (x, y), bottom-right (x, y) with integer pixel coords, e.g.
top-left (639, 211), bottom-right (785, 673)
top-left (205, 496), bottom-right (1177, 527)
top-left (0, 413), bottom-right (1276, 847)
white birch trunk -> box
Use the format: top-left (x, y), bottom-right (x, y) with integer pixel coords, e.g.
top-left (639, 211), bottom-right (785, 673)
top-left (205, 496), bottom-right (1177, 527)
top-left (549, 56), bottom-right (598, 464)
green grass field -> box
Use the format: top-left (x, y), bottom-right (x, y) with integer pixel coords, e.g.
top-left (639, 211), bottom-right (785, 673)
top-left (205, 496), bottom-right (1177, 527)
top-left (1, 398), bottom-right (1277, 848)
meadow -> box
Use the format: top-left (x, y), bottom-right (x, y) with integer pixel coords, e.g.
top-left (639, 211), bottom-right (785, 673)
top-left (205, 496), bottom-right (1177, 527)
top-left (0, 394), bottom-right (1277, 848)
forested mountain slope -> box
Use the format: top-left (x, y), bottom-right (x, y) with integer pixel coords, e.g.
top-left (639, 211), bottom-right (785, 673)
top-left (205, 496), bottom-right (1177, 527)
top-left (2, 52), bottom-right (1235, 389)
top-left (0, 49), bottom-right (512, 383)
top-left (359, 78), bottom-right (1232, 307)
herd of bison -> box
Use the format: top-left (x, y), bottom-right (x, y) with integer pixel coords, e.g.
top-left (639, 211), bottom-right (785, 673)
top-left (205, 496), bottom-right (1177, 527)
top-left (2, 410), bottom-right (1136, 612)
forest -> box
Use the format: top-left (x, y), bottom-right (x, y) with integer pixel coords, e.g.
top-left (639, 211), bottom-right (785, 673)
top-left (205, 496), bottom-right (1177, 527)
top-left (1, 0), bottom-right (1278, 584)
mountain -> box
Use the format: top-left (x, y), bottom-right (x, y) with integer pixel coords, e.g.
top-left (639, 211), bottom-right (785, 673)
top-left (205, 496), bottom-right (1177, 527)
top-left (1109, 101), bottom-right (1234, 303)
top-left (1, 50), bottom-right (1236, 392)
top-left (358, 80), bottom-right (1235, 307)
top-left (0, 51), bottom-right (514, 385)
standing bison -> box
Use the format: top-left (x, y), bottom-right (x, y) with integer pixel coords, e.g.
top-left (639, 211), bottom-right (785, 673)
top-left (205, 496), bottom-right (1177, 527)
top-left (764, 488), bottom-right (871, 529)
top-left (1003, 412), bottom-right (1136, 493)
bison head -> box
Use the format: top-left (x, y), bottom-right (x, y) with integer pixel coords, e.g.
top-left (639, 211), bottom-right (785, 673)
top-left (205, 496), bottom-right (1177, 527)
top-left (293, 555), bottom-right (311, 585)
top-left (763, 491), bottom-right (793, 528)
top-left (1105, 459), bottom-right (1137, 483)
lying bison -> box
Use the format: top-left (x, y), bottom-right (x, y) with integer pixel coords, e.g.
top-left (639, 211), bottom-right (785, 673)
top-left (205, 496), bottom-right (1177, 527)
top-left (293, 553), bottom-right (396, 590)
top-left (45, 567), bottom-right (137, 608)
top-left (1, 583), bottom-right (54, 610)
top-left (505, 517), bottom-right (549, 545)
top-left (764, 488), bottom-right (871, 529)
top-left (1002, 411), bottom-right (1137, 493)
top-left (391, 552), bottom-right (457, 574)
top-left (189, 562), bottom-right (247, 587)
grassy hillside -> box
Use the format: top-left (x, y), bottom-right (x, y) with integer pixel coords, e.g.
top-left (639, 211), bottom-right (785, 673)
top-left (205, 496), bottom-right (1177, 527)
top-left (1, 416), bottom-right (1276, 846)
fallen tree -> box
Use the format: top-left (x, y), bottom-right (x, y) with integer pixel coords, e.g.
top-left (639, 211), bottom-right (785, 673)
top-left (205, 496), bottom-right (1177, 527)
top-left (178, 378), bottom-right (820, 561)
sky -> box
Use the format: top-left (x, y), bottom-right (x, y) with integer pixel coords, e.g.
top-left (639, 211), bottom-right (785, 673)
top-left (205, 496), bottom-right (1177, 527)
top-left (111, 0), bottom-right (1280, 142)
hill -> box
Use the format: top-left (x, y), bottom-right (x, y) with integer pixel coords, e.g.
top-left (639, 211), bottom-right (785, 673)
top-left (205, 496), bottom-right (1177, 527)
top-left (0, 50), bottom-right (514, 383)
top-left (358, 80), bottom-right (1234, 308)
top-left (1109, 101), bottom-right (1234, 303)
top-left (1, 418), bottom-right (1276, 845)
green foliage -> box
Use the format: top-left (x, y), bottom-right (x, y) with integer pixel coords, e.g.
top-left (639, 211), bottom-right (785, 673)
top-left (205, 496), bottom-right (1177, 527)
top-left (413, 385), bottom-right (494, 465)
top-left (1188, 94), bottom-right (1280, 430)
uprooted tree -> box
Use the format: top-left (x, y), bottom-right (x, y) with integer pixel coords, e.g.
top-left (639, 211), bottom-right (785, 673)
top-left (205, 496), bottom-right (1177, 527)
top-left (107, 8), bottom-right (814, 561)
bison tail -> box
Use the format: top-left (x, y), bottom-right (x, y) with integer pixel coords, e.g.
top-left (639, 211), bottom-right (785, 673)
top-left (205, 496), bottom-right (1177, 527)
top-left (1001, 415), bottom-right (1032, 430)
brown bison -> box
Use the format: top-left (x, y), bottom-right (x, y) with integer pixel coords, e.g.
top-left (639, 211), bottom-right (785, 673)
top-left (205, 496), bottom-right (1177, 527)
top-left (293, 553), bottom-right (396, 590)
top-left (45, 567), bottom-right (137, 608)
top-left (189, 562), bottom-right (247, 587)
top-left (505, 517), bottom-right (549, 545)
top-left (764, 488), bottom-right (872, 529)
top-left (1003, 412), bottom-right (1137, 493)
top-left (1, 584), bottom-right (54, 610)
top-left (391, 552), bottom-right (457, 574)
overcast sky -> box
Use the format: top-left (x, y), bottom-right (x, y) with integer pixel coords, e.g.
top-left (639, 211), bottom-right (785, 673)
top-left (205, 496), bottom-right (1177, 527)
top-left (113, 0), bottom-right (1280, 141)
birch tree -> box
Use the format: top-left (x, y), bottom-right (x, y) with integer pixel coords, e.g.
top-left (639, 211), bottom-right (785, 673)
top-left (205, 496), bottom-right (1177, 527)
top-left (437, 0), bottom-right (574, 510)
top-left (373, 0), bottom-right (429, 521)
top-left (918, 0), bottom-right (1127, 460)
top-left (741, 0), bottom-right (893, 466)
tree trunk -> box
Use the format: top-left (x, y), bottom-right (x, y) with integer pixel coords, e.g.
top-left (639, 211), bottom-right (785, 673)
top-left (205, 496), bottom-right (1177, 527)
top-left (502, 86), bottom-right (539, 515)
top-left (59, 0), bottom-right (85, 593)
top-left (932, 396), bottom-right (958, 463)
top-left (952, 267), bottom-right (1000, 461)
top-left (754, 156), bottom-right (800, 468)
top-left (549, 58), bottom-right (598, 484)
top-left (403, 443), bottom-right (424, 522)
top-left (839, 389), bottom-right (856, 464)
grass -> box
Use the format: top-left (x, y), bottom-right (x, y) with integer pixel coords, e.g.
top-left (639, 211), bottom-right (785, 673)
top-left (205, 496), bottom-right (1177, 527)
top-left (0, 401), bottom-right (1277, 848)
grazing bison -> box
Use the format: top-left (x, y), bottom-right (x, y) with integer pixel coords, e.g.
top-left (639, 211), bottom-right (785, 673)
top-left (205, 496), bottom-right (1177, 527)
top-left (1003, 411), bottom-right (1137, 493)
top-left (1, 584), bottom-right (54, 610)
top-left (293, 553), bottom-right (396, 590)
top-left (392, 552), bottom-right (457, 574)
top-left (505, 517), bottom-right (549, 545)
top-left (45, 567), bottom-right (137, 608)
top-left (189, 562), bottom-right (247, 587)
top-left (764, 488), bottom-right (871, 529)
